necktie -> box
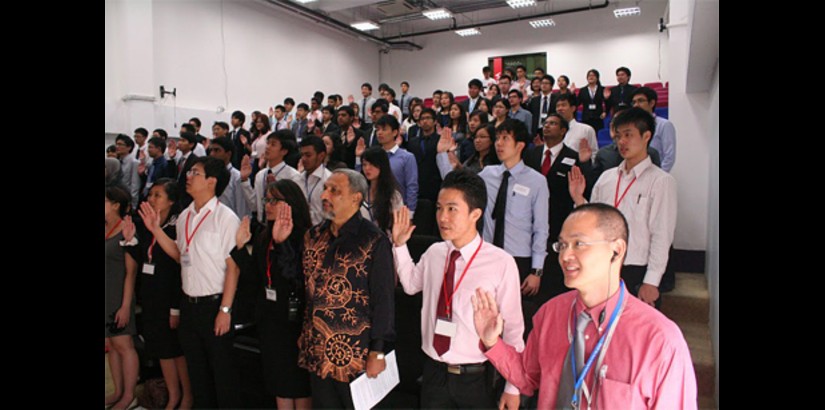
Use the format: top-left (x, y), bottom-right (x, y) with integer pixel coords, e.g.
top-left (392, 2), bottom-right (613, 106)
top-left (469, 98), bottom-right (476, 113)
top-left (266, 169), bottom-right (276, 184)
top-left (575, 311), bottom-right (591, 375)
top-left (541, 150), bottom-right (552, 176)
top-left (178, 156), bottom-right (185, 174)
top-left (370, 129), bottom-right (376, 146)
top-left (542, 95), bottom-right (549, 114)
top-left (362, 98), bottom-right (367, 121)
top-left (433, 250), bottom-right (462, 356)
top-left (492, 170), bottom-right (511, 248)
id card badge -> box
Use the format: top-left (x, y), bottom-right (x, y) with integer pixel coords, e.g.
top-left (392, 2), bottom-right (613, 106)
top-left (589, 104), bottom-right (597, 110)
top-left (540, 112), bottom-right (548, 120)
top-left (265, 288), bottom-right (277, 302)
top-left (142, 263), bottom-right (155, 275)
top-left (180, 252), bottom-right (192, 268)
top-left (434, 317), bottom-right (457, 338)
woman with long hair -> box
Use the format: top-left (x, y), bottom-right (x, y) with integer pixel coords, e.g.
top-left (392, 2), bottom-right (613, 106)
top-left (492, 98), bottom-right (510, 129)
top-left (486, 83), bottom-right (500, 100)
top-left (105, 186), bottom-right (140, 410)
top-left (557, 75), bottom-right (578, 107)
top-left (125, 179), bottom-right (193, 409)
top-left (477, 98), bottom-right (494, 123)
top-left (321, 131), bottom-right (348, 170)
top-left (436, 123), bottom-right (499, 177)
top-left (359, 147), bottom-right (402, 233)
top-left (401, 101), bottom-right (422, 140)
top-left (438, 91), bottom-right (455, 128)
top-left (233, 179), bottom-right (313, 409)
top-left (252, 113), bottom-right (273, 171)
top-left (578, 68), bottom-right (607, 132)
top-left (448, 102), bottom-right (473, 162)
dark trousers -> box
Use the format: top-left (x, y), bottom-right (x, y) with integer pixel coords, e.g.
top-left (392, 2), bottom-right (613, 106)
top-left (622, 265), bottom-right (663, 310)
top-left (310, 373), bottom-right (355, 409)
top-left (514, 256), bottom-right (546, 339)
top-left (178, 297), bottom-right (242, 409)
top-left (542, 247), bottom-right (572, 300)
top-left (420, 357), bottom-right (498, 409)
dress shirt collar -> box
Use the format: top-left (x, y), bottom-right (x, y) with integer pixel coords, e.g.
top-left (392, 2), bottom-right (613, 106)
top-left (225, 163), bottom-right (233, 171)
top-left (267, 161), bottom-right (287, 174)
top-left (543, 141), bottom-right (564, 159)
top-left (386, 144), bottom-right (400, 154)
top-left (186, 196), bottom-right (219, 217)
top-left (323, 211), bottom-right (363, 238)
top-left (618, 156), bottom-right (653, 178)
top-left (574, 281), bottom-right (628, 333)
top-left (306, 164), bottom-right (326, 180)
top-left (502, 160), bottom-right (526, 174)
top-left (446, 233), bottom-right (482, 261)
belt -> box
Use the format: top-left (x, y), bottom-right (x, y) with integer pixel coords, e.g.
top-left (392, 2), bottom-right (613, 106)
top-left (184, 293), bottom-right (222, 303)
top-left (430, 358), bottom-right (487, 375)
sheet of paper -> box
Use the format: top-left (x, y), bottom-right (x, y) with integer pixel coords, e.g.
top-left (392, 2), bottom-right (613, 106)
top-left (350, 351), bottom-right (400, 410)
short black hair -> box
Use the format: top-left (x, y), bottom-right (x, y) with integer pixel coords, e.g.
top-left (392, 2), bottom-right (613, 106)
top-left (134, 128), bottom-right (148, 138)
top-left (495, 119), bottom-right (530, 147)
top-left (231, 110), bottom-right (246, 123)
top-left (499, 74), bottom-right (512, 83)
top-left (371, 99), bottom-right (388, 114)
top-left (153, 128), bottom-right (168, 139)
top-left (567, 203), bottom-right (629, 244)
top-left (361, 82), bottom-right (373, 91)
top-left (115, 134), bottom-right (135, 151)
top-left (419, 107), bottom-right (437, 120)
top-left (508, 89), bottom-right (523, 100)
top-left (179, 132), bottom-right (197, 145)
top-left (494, 97), bottom-right (511, 111)
top-left (313, 91), bottom-right (324, 101)
top-left (180, 123), bottom-right (196, 134)
top-left (274, 105), bottom-right (286, 112)
top-left (268, 129), bottom-right (298, 154)
top-left (401, 81), bottom-right (410, 87)
top-left (338, 105), bottom-right (354, 117)
top-left (556, 93), bottom-right (577, 108)
top-left (376, 114), bottom-right (400, 131)
top-left (297, 103), bottom-right (309, 111)
top-left (105, 185), bottom-right (132, 217)
top-left (482, 66), bottom-right (492, 73)
top-left (516, 64), bottom-right (527, 72)
top-left (213, 121), bottom-right (229, 131)
top-left (441, 168), bottom-right (488, 214)
top-left (148, 136), bottom-right (166, 153)
top-left (534, 67), bottom-right (545, 74)
top-left (106, 144), bottom-right (116, 154)
top-left (284, 97), bottom-right (295, 105)
top-left (632, 87), bottom-right (658, 108)
top-left (210, 136), bottom-right (234, 154)
top-left (322, 105), bottom-right (336, 115)
top-left (616, 66), bottom-right (632, 77)
top-left (311, 97), bottom-right (321, 106)
top-left (385, 87), bottom-right (396, 98)
top-left (544, 113), bottom-right (569, 131)
top-left (612, 107), bottom-right (655, 144)
top-left (378, 83), bottom-right (389, 92)
top-left (192, 156), bottom-right (231, 197)
top-left (189, 117), bottom-right (202, 128)
top-left (541, 74), bottom-right (556, 86)
top-left (432, 89), bottom-right (443, 96)
top-left (299, 135), bottom-right (326, 155)
top-left (468, 79), bottom-right (483, 89)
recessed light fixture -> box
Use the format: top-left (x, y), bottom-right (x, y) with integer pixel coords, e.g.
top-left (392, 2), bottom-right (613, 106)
top-left (455, 28), bottom-right (481, 37)
top-left (614, 7), bottom-right (641, 18)
top-left (423, 8), bottom-right (453, 20)
top-left (529, 19), bottom-right (556, 28)
top-left (293, 0), bottom-right (317, 4)
top-left (351, 21), bottom-right (380, 31)
top-left (507, 0), bottom-right (536, 9)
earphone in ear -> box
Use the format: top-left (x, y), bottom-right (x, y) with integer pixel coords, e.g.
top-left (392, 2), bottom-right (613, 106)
top-left (611, 251), bottom-right (618, 262)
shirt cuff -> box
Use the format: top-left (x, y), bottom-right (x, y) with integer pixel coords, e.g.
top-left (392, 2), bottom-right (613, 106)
top-left (119, 237), bottom-right (139, 247)
top-left (504, 382), bottom-right (520, 396)
top-left (369, 339), bottom-right (385, 353)
top-left (642, 269), bottom-right (664, 287)
top-left (170, 309), bottom-right (180, 316)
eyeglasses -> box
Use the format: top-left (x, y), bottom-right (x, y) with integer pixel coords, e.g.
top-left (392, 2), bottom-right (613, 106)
top-left (186, 170), bottom-right (204, 177)
top-left (262, 197), bottom-right (285, 205)
top-left (552, 240), bottom-right (613, 253)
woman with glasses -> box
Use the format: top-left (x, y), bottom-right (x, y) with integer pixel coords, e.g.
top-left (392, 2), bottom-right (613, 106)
top-left (233, 179), bottom-right (312, 409)
top-left (123, 179), bottom-right (193, 409)
top-left (105, 186), bottom-right (140, 410)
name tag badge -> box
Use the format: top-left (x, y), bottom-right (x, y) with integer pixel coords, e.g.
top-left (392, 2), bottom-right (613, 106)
top-left (589, 104), bottom-right (597, 110)
top-left (556, 172), bottom-right (567, 178)
top-left (435, 318), bottom-right (457, 338)
top-left (265, 288), bottom-right (277, 302)
top-left (513, 184), bottom-right (531, 196)
top-left (181, 252), bottom-right (192, 268)
top-left (561, 157), bottom-right (577, 166)
top-left (540, 113), bottom-right (548, 119)
top-left (142, 263), bottom-right (155, 275)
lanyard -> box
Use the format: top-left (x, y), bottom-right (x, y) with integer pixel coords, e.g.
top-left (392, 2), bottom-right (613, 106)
top-left (105, 220), bottom-right (122, 240)
top-left (305, 174), bottom-right (321, 200)
top-left (614, 169), bottom-right (637, 208)
top-left (185, 208), bottom-right (212, 251)
top-left (148, 237), bottom-right (157, 263)
top-left (441, 239), bottom-right (484, 317)
top-left (569, 282), bottom-right (626, 409)
top-left (265, 239), bottom-right (275, 288)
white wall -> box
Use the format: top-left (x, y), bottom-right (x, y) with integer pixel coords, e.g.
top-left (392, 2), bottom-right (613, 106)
top-left (106, 0), bottom-right (381, 135)
top-left (380, 1), bottom-right (669, 98)
top-left (706, 61), bottom-right (719, 405)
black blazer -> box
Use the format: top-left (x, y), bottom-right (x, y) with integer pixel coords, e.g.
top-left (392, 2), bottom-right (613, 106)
top-left (460, 97), bottom-right (487, 114)
top-left (230, 128), bottom-right (251, 169)
top-left (524, 144), bottom-right (593, 243)
top-left (175, 153), bottom-right (198, 209)
top-left (605, 84), bottom-right (638, 115)
top-left (407, 132), bottom-right (442, 202)
top-left (528, 93), bottom-right (558, 137)
top-left (578, 86), bottom-right (606, 121)
top-left (340, 125), bottom-right (366, 169)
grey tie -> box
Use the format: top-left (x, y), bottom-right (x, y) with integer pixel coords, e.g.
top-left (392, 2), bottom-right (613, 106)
top-left (555, 311), bottom-right (593, 410)
top-left (575, 311), bottom-right (591, 373)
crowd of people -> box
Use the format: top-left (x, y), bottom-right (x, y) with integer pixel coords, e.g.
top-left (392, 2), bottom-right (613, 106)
top-left (105, 64), bottom-right (692, 410)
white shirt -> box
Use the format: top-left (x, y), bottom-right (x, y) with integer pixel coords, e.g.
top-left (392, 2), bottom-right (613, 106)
top-left (483, 77), bottom-right (497, 92)
top-left (302, 165), bottom-right (332, 226)
top-left (176, 197), bottom-right (241, 296)
top-left (542, 141), bottom-right (564, 169)
top-left (193, 143), bottom-right (206, 157)
top-left (241, 161), bottom-right (304, 223)
top-left (590, 157), bottom-right (677, 287)
top-left (251, 132), bottom-right (271, 160)
top-left (388, 103), bottom-right (402, 122)
top-left (562, 119), bottom-right (598, 163)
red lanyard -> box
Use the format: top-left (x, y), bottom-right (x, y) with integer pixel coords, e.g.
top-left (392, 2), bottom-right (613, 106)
top-left (614, 169), bottom-right (637, 208)
top-left (265, 239), bottom-right (274, 288)
top-left (185, 209), bottom-right (212, 251)
top-left (105, 220), bottom-right (122, 240)
top-left (147, 237), bottom-right (157, 263)
top-left (441, 239), bottom-right (484, 317)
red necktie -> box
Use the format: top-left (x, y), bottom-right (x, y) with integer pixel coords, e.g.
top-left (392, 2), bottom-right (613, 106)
top-left (541, 150), bottom-right (552, 176)
top-left (266, 169), bottom-right (276, 184)
top-left (434, 250), bottom-right (462, 356)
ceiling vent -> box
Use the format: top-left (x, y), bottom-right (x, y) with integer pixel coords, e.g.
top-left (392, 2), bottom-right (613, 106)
top-left (375, 0), bottom-right (418, 17)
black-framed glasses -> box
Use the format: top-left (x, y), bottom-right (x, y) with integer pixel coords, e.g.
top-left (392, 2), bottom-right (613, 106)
top-left (262, 197), bottom-right (285, 205)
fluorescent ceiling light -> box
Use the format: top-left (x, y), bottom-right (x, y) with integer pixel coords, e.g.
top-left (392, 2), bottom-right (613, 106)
top-left (423, 8), bottom-right (453, 20)
top-left (614, 7), bottom-right (641, 18)
top-left (507, 0), bottom-right (536, 8)
top-left (351, 21), bottom-right (380, 31)
top-left (529, 19), bottom-right (556, 28)
top-left (455, 28), bottom-right (481, 37)
top-left (293, 0), bottom-right (317, 4)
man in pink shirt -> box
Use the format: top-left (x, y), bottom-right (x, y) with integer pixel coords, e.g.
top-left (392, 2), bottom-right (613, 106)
top-left (473, 203), bottom-right (697, 409)
top-left (392, 169), bottom-right (525, 409)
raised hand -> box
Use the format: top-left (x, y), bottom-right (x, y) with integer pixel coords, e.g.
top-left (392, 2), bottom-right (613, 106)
top-left (391, 206), bottom-right (416, 247)
top-left (578, 138), bottom-right (592, 163)
top-left (138, 202), bottom-right (161, 234)
top-left (437, 126), bottom-right (453, 153)
top-left (471, 288), bottom-right (503, 349)
top-left (272, 202), bottom-right (294, 244)
top-left (121, 215), bottom-right (136, 242)
top-left (568, 165), bottom-right (586, 205)
top-left (447, 150), bottom-right (460, 169)
top-left (240, 155), bottom-right (252, 181)
top-left (346, 126), bottom-right (356, 144)
top-left (603, 87), bottom-right (612, 99)
top-left (240, 134), bottom-right (248, 146)
top-left (347, 94), bottom-right (355, 104)
top-left (268, 107), bottom-right (274, 117)
top-left (236, 216), bottom-right (251, 249)
top-left (355, 136), bottom-right (366, 158)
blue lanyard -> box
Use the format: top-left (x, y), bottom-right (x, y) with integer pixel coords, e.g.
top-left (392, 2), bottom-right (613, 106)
top-left (570, 281), bottom-right (625, 408)
top-left (305, 174), bottom-right (321, 200)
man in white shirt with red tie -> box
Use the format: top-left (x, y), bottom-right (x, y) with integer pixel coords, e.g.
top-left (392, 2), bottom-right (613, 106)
top-left (392, 169), bottom-right (525, 409)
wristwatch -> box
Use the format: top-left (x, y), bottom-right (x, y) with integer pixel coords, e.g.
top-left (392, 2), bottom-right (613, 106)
top-left (220, 305), bottom-right (232, 314)
top-left (532, 268), bottom-right (543, 278)
top-left (372, 351), bottom-right (385, 360)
